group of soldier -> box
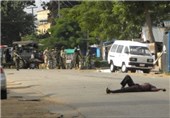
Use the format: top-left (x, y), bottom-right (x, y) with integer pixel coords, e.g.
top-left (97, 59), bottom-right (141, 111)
top-left (4, 45), bottom-right (40, 70)
top-left (4, 45), bottom-right (22, 71)
top-left (5, 44), bottom-right (92, 70)
top-left (43, 46), bottom-right (65, 69)
top-left (43, 46), bottom-right (92, 70)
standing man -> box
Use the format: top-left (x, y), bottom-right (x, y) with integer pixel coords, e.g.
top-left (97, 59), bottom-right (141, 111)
top-left (51, 49), bottom-right (57, 69)
top-left (73, 48), bottom-right (82, 69)
top-left (47, 49), bottom-right (53, 69)
top-left (43, 47), bottom-right (49, 69)
top-left (4, 48), bottom-right (12, 66)
top-left (60, 46), bottom-right (66, 69)
top-left (13, 46), bottom-right (20, 71)
top-left (86, 47), bottom-right (92, 69)
top-left (55, 47), bottom-right (61, 69)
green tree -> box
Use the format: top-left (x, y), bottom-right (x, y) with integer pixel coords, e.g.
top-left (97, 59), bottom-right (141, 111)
top-left (49, 15), bottom-right (84, 48)
top-left (58, 1), bottom-right (117, 43)
top-left (41, 1), bottom-right (170, 51)
top-left (1, 1), bottom-right (35, 46)
top-left (67, 1), bottom-right (170, 41)
top-left (112, 1), bottom-right (170, 42)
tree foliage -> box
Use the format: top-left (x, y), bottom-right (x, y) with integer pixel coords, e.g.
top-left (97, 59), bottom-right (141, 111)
top-left (2, 0), bottom-right (169, 48)
top-left (48, 15), bottom-right (84, 48)
top-left (41, 1), bottom-right (170, 49)
top-left (71, 1), bottom-right (170, 41)
top-left (1, 1), bottom-right (36, 46)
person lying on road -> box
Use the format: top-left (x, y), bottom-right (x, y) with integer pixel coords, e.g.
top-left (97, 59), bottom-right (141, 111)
top-left (106, 75), bottom-right (166, 94)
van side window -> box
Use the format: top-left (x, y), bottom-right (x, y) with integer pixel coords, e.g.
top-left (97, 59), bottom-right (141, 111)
top-left (116, 45), bottom-right (124, 53)
top-left (110, 44), bottom-right (118, 52)
top-left (124, 46), bottom-right (129, 53)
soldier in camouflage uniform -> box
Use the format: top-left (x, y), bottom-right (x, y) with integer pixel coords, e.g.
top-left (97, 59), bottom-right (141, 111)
top-left (51, 49), bottom-right (57, 69)
top-left (47, 49), bottom-right (53, 69)
top-left (43, 47), bottom-right (50, 69)
top-left (13, 46), bottom-right (20, 71)
top-left (73, 48), bottom-right (82, 69)
top-left (55, 48), bottom-right (61, 69)
top-left (86, 47), bottom-right (92, 69)
top-left (60, 46), bottom-right (66, 69)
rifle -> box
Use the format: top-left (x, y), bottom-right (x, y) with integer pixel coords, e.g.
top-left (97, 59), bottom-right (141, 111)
top-left (14, 52), bottom-right (22, 59)
top-left (14, 52), bottom-right (27, 64)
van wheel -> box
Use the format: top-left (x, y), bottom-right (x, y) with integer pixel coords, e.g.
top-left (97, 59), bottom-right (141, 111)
top-left (110, 62), bottom-right (116, 72)
top-left (143, 69), bottom-right (150, 73)
top-left (131, 69), bottom-right (136, 73)
top-left (1, 89), bottom-right (7, 99)
top-left (121, 63), bottom-right (127, 73)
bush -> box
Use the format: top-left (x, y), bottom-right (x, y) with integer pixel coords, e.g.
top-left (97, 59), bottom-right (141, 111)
top-left (94, 59), bottom-right (109, 68)
top-left (94, 60), bottom-right (100, 68)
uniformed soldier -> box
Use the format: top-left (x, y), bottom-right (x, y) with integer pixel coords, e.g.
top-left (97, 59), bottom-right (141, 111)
top-left (73, 48), bottom-right (82, 69)
top-left (47, 49), bottom-right (53, 69)
top-left (55, 48), bottom-right (61, 69)
top-left (86, 47), bottom-right (92, 69)
top-left (4, 48), bottom-right (12, 68)
top-left (60, 46), bottom-right (66, 69)
top-left (13, 46), bottom-right (20, 71)
top-left (51, 49), bottom-right (57, 69)
top-left (43, 47), bottom-right (50, 69)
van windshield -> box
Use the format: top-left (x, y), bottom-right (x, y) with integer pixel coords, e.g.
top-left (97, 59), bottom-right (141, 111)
top-left (129, 46), bottom-right (152, 56)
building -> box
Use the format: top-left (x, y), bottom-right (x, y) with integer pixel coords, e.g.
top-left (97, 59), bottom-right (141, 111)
top-left (142, 26), bottom-right (165, 53)
top-left (102, 40), bottom-right (115, 60)
top-left (36, 10), bottom-right (51, 34)
top-left (142, 26), bottom-right (170, 70)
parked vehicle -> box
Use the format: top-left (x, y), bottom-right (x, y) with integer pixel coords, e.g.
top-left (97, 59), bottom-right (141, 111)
top-left (0, 66), bottom-right (7, 99)
top-left (107, 40), bottom-right (154, 73)
top-left (12, 41), bottom-right (43, 69)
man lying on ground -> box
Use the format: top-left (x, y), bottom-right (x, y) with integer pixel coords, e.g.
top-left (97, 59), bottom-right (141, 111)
top-left (106, 75), bottom-right (166, 94)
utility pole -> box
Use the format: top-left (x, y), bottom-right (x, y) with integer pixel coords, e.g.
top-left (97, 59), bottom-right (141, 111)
top-left (26, 6), bottom-right (38, 32)
top-left (58, 0), bottom-right (60, 18)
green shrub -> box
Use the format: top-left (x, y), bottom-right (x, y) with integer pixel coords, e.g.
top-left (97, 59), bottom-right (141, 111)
top-left (94, 59), bottom-right (109, 68)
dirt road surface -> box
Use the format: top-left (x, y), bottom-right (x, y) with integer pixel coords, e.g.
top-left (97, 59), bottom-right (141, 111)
top-left (1, 79), bottom-right (64, 118)
top-left (1, 98), bottom-right (60, 118)
top-left (1, 68), bottom-right (169, 118)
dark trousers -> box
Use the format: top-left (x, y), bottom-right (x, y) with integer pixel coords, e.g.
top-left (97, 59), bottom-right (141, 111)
top-left (110, 75), bottom-right (142, 93)
top-left (120, 75), bottom-right (135, 88)
top-left (15, 59), bottom-right (20, 70)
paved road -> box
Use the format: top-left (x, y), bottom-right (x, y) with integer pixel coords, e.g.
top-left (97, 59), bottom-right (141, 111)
top-left (4, 69), bottom-right (170, 118)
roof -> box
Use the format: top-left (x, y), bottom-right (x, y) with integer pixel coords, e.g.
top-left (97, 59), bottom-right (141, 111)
top-left (13, 41), bottom-right (37, 45)
top-left (13, 41), bottom-right (38, 48)
top-left (114, 40), bottom-right (148, 47)
top-left (142, 27), bottom-right (165, 43)
top-left (103, 40), bottom-right (115, 46)
top-left (65, 49), bottom-right (75, 54)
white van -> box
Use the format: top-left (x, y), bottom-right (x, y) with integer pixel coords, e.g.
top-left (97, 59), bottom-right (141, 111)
top-left (107, 40), bottom-right (154, 73)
